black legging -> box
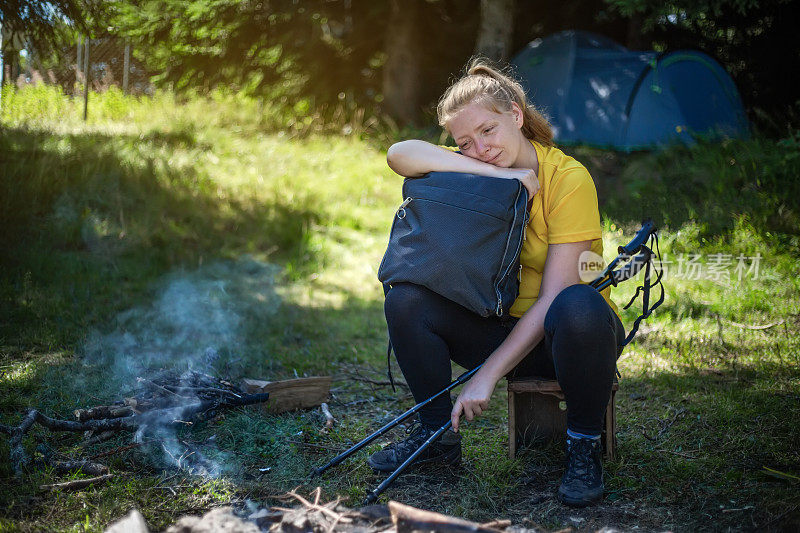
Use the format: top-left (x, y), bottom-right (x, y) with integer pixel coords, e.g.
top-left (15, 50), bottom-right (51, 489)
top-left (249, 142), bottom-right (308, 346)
top-left (385, 282), bottom-right (625, 435)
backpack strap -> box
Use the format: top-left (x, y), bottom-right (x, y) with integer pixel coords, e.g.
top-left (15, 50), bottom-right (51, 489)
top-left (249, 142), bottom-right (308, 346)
top-left (383, 282), bottom-right (397, 392)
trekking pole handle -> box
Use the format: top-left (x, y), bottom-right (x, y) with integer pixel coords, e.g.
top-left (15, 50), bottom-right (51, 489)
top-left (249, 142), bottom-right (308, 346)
top-left (593, 247), bottom-right (652, 292)
top-left (591, 219), bottom-right (657, 288)
top-left (618, 219), bottom-right (656, 256)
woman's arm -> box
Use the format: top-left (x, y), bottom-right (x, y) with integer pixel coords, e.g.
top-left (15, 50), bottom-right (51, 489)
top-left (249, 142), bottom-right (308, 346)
top-left (387, 140), bottom-right (540, 198)
top-left (450, 240), bottom-right (591, 431)
top-left (387, 140), bottom-right (502, 177)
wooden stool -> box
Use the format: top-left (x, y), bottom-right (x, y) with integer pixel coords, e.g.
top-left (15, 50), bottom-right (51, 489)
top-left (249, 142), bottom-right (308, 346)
top-left (507, 378), bottom-right (618, 460)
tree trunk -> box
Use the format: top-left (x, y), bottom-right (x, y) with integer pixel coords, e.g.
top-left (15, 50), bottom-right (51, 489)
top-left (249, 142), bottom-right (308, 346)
top-left (626, 13), bottom-right (645, 50)
top-left (382, 0), bottom-right (424, 125)
top-left (474, 0), bottom-right (515, 62)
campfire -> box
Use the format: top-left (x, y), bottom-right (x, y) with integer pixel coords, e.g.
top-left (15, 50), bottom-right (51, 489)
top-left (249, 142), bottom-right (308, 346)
top-left (0, 369), bottom-right (271, 488)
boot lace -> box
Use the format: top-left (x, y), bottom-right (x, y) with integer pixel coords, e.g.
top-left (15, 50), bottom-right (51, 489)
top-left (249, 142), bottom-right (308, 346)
top-left (563, 438), bottom-right (600, 485)
top-left (385, 421), bottom-right (434, 458)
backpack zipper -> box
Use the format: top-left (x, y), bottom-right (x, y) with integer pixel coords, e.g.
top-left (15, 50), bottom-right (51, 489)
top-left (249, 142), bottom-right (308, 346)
top-left (494, 184), bottom-right (528, 316)
top-left (411, 197), bottom-right (509, 222)
top-left (397, 197), bottom-right (413, 218)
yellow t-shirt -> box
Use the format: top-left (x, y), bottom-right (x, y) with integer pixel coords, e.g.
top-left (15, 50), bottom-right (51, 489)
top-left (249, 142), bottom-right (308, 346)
top-left (510, 141), bottom-right (618, 318)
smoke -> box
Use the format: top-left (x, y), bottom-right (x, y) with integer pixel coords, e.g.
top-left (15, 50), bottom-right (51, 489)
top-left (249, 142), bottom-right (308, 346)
top-left (80, 255), bottom-right (281, 476)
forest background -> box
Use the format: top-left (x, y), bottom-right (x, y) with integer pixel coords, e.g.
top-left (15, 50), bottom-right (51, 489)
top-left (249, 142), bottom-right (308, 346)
top-left (3, 0), bottom-right (799, 130)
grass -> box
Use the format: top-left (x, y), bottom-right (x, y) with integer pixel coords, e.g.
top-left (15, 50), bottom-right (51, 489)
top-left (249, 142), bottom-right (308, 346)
top-left (1, 84), bottom-right (799, 532)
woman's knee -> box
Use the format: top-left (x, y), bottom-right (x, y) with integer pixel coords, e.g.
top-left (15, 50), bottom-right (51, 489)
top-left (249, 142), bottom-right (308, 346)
top-left (384, 283), bottom-right (438, 329)
top-left (544, 283), bottom-right (612, 337)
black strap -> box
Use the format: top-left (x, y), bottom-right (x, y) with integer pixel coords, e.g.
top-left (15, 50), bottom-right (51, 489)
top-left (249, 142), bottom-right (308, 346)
top-left (620, 234), bottom-right (665, 346)
top-left (383, 283), bottom-right (397, 392)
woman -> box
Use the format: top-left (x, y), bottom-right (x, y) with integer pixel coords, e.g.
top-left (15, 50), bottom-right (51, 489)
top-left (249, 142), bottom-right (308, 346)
top-left (369, 60), bottom-right (625, 507)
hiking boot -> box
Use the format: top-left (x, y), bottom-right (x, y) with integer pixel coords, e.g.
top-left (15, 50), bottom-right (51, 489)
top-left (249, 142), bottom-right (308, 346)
top-left (558, 435), bottom-right (604, 507)
top-left (367, 421), bottom-right (461, 472)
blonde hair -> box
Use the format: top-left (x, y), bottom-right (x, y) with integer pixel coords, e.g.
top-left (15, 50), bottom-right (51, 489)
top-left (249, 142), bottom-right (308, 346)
top-left (437, 58), bottom-right (554, 146)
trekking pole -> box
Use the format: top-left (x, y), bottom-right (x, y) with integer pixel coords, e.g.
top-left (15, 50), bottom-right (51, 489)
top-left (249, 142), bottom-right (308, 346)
top-left (618, 219), bottom-right (656, 255)
top-left (358, 220), bottom-right (661, 501)
top-left (309, 364), bottom-right (482, 479)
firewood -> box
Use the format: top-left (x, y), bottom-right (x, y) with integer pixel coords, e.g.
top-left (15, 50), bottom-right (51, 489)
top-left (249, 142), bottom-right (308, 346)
top-left (480, 519), bottom-right (512, 529)
top-left (50, 460), bottom-right (109, 476)
top-left (2, 369), bottom-right (267, 477)
top-left (285, 489), bottom-right (352, 523)
top-left (9, 410), bottom-right (39, 475)
top-left (40, 473), bottom-right (114, 491)
top-left (242, 376), bottom-right (331, 413)
top-left (137, 377), bottom-right (186, 398)
top-left (161, 385), bottom-right (241, 398)
top-left (124, 397), bottom-right (173, 412)
top-left (74, 405), bottom-right (134, 422)
top-left (389, 501), bottom-right (504, 533)
top-left (82, 431), bottom-right (117, 446)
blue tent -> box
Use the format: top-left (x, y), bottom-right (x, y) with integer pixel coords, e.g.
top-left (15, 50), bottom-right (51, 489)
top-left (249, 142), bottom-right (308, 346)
top-left (510, 31), bottom-right (749, 150)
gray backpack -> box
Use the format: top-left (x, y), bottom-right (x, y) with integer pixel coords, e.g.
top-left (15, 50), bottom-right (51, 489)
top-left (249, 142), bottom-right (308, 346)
top-left (378, 171), bottom-right (529, 317)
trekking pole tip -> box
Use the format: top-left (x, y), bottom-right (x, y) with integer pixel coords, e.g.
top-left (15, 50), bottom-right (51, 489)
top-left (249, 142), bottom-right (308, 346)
top-left (362, 492), bottom-right (378, 506)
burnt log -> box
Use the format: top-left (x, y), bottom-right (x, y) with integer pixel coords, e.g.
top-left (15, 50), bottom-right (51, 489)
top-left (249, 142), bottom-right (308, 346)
top-left (82, 431), bottom-right (117, 447)
top-left (50, 460), bottom-right (110, 476)
top-left (74, 405), bottom-right (134, 422)
top-left (40, 473), bottom-right (114, 491)
top-left (161, 385), bottom-right (241, 399)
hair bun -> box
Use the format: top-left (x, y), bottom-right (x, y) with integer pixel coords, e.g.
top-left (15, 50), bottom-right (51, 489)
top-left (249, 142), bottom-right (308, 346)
top-left (438, 57), bottom-right (554, 146)
top-left (468, 60), bottom-right (501, 79)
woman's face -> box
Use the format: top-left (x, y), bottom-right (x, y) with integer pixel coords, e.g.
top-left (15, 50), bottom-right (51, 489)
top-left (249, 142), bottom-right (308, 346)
top-left (447, 100), bottom-right (525, 168)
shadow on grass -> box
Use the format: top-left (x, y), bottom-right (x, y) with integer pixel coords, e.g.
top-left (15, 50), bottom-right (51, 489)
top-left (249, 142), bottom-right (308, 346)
top-left (610, 362), bottom-right (800, 529)
top-left (0, 125), bottom-right (322, 351)
top-left (0, 273), bottom-right (388, 463)
top-left (1, 124), bottom-right (798, 530)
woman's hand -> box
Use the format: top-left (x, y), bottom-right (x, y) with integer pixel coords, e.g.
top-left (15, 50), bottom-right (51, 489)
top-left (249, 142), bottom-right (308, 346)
top-left (450, 370), bottom-right (498, 432)
top-left (502, 168), bottom-right (540, 199)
